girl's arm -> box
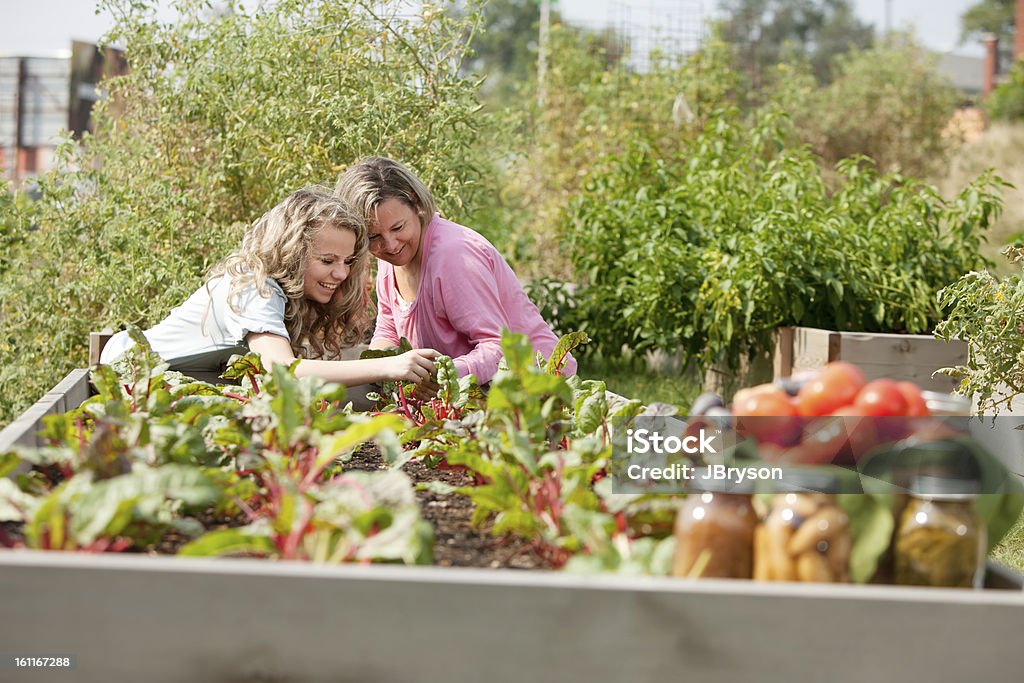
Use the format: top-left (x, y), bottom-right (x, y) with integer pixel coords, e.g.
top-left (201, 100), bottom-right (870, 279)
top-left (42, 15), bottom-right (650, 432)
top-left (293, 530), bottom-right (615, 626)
top-left (246, 332), bottom-right (438, 386)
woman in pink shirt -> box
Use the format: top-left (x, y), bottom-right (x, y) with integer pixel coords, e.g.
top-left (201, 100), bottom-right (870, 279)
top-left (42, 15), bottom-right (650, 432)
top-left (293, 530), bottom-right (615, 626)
top-left (335, 157), bottom-right (576, 385)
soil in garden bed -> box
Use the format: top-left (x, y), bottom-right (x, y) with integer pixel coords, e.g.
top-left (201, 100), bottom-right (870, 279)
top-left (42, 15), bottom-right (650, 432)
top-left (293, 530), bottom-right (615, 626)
top-left (144, 445), bottom-right (550, 569)
top-left (2, 447), bottom-right (551, 569)
top-left (344, 444), bottom-right (550, 570)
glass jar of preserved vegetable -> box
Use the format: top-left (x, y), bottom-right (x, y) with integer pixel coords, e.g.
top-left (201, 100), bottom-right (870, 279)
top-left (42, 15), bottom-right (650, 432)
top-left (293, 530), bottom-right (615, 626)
top-left (895, 476), bottom-right (985, 588)
top-left (756, 473), bottom-right (851, 583)
top-left (672, 469), bottom-right (756, 579)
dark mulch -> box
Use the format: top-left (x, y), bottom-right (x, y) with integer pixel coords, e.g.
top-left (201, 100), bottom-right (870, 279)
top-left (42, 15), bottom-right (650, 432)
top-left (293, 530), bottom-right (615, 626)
top-left (348, 442), bottom-right (550, 570)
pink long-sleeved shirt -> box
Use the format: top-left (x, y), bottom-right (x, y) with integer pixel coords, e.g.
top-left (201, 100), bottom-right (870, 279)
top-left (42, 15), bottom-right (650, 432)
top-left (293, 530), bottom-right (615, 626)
top-left (372, 215), bottom-right (576, 384)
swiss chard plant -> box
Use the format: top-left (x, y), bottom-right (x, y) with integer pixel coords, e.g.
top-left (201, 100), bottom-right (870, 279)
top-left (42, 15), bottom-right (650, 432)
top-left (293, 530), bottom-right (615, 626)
top-left (0, 334), bottom-right (433, 564)
top-left (413, 331), bottom-right (671, 568)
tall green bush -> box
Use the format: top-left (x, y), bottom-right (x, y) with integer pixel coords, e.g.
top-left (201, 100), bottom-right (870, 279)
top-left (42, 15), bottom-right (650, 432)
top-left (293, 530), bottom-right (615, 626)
top-left (0, 0), bottom-right (496, 426)
top-left (501, 29), bottom-right (742, 278)
top-left (563, 108), bottom-right (1004, 370)
top-left (988, 59), bottom-right (1024, 122)
top-left (788, 38), bottom-right (961, 178)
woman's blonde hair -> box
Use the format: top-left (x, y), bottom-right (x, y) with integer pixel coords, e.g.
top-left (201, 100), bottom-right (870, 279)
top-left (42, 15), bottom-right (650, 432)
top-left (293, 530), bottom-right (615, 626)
top-left (334, 156), bottom-right (437, 228)
top-left (208, 186), bottom-right (372, 359)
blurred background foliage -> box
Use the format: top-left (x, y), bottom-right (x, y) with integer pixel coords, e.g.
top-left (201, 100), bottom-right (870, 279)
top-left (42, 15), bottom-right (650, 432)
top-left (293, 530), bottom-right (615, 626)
top-left (1, 0), bottom-right (1022, 421)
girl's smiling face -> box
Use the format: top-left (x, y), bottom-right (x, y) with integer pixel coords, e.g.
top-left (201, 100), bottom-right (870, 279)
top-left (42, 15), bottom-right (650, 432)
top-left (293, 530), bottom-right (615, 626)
top-left (368, 197), bottom-right (423, 268)
top-left (303, 225), bottom-right (357, 304)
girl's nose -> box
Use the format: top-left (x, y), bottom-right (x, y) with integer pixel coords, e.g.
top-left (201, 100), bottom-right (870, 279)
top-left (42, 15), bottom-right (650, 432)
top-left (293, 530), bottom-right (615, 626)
top-left (332, 263), bottom-right (349, 280)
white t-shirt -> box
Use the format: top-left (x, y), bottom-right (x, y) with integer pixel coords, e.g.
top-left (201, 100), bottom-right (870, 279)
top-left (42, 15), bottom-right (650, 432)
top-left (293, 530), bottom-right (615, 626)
top-left (100, 275), bottom-right (290, 373)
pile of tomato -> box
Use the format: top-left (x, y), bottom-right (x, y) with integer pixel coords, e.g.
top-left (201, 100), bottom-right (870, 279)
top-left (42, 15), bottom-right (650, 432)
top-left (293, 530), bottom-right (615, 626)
top-left (715, 362), bottom-right (939, 465)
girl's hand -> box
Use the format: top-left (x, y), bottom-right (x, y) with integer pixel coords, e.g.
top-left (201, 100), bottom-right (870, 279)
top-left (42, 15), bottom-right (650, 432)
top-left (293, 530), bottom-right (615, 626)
top-left (386, 348), bottom-right (440, 383)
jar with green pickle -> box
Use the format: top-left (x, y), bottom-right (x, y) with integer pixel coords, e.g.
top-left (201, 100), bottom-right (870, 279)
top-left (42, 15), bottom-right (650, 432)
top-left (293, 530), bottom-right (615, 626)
top-left (672, 469), bottom-right (756, 579)
top-left (894, 476), bottom-right (985, 588)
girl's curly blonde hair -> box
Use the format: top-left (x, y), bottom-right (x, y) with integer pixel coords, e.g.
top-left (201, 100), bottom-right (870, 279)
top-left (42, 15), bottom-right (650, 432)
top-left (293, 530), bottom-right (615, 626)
top-left (208, 186), bottom-right (372, 359)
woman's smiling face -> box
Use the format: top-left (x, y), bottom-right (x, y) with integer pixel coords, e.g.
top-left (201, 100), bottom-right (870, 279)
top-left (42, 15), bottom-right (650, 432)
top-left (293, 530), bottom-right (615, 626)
top-left (303, 225), bottom-right (357, 304)
top-left (368, 197), bottom-right (423, 268)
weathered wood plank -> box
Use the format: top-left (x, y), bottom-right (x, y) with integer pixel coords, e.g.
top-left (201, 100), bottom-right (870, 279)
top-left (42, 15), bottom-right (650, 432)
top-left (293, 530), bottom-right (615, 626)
top-left (776, 327), bottom-right (967, 393)
top-left (836, 332), bottom-right (966, 392)
top-left (0, 369), bottom-right (91, 451)
top-left (789, 326), bottom-right (836, 373)
top-left (0, 553), bottom-right (1020, 683)
top-left (772, 327), bottom-right (794, 379)
top-left (88, 330), bottom-right (114, 366)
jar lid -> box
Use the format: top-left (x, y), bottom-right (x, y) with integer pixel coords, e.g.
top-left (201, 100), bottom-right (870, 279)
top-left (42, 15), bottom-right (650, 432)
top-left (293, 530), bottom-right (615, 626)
top-left (895, 439), bottom-right (982, 482)
top-left (921, 391), bottom-right (972, 416)
top-left (909, 474), bottom-right (980, 500)
top-left (688, 467), bottom-right (756, 494)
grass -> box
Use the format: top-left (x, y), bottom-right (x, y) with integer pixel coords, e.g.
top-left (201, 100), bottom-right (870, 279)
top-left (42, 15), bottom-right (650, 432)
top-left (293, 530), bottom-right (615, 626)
top-left (576, 352), bottom-right (703, 410)
top-left (992, 509), bottom-right (1024, 573)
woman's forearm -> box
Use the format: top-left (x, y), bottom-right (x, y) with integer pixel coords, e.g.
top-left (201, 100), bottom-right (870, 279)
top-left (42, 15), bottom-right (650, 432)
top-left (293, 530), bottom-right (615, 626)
top-left (289, 357), bottom-right (396, 386)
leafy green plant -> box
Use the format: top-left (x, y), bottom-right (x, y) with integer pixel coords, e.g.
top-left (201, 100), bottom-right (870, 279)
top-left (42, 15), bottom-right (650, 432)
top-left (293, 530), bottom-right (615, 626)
top-left (563, 108), bottom-right (1005, 372)
top-left (413, 331), bottom-right (661, 567)
top-left (790, 37), bottom-right (961, 178)
top-left (0, 465), bottom-right (219, 552)
top-left (1, 332), bottom-right (430, 563)
top-left (988, 59), bottom-right (1024, 122)
top-left (0, 0), bottom-right (498, 428)
top-left (936, 246), bottom-right (1024, 413)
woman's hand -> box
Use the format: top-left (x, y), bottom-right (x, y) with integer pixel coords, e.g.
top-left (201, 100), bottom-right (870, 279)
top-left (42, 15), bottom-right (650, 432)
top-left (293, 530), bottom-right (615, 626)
top-left (385, 348), bottom-right (440, 383)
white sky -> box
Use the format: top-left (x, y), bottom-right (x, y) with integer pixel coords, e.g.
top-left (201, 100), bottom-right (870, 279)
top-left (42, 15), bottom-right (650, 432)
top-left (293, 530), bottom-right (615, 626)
top-left (1, 0), bottom-right (987, 58)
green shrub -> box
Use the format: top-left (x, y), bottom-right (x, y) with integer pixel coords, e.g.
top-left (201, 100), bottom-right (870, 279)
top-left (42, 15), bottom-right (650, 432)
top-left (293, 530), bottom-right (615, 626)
top-left (0, 0), bottom-right (497, 426)
top-left (500, 29), bottom-right (742, 279)
top-left (988, 59), bottom-right (1024, 121)
top-left (788, 38), bottom-right (961, 178)
top-left (562, 108), bottom-right (1004, 370)
top-left (0, 186), bottom-right (32, 278)
top-left (936, 246), bottom-right (1024, 414)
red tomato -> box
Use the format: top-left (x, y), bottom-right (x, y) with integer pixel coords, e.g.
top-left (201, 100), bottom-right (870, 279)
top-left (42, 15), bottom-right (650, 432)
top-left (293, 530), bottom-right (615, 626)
top-left (794, 361), bottom-right (867, 416)
top-left (731, 383), bottom-right (777, 408)
top-left (895, 381), bottom-right (930, 417)
top-left (732, 386), bottom-right (801, 447)
top-left (828, 405), bottom-right (881, 463)
top-left (793, 415), bottom-right (849, 464)
top-left (854, 379), bottom-right (910, 416)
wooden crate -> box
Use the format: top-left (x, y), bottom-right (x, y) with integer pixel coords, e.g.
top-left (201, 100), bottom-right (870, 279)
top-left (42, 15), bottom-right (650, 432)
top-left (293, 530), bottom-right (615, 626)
top-left (773, 326), bottom-right (968, 393)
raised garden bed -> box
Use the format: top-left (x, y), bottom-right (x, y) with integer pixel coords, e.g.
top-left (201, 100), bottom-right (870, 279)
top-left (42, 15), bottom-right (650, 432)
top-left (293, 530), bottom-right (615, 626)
top-left (704, 327), bottom-right (969, 397)
top-left (773, 326), bottom-right (968, 393)
top-left (2, 364), bottom-right (1023, 681)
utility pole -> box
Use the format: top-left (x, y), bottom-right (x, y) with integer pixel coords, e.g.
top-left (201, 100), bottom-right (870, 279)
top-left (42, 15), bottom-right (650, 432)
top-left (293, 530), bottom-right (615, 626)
top-left (537, 0), bottom-right (550, 110)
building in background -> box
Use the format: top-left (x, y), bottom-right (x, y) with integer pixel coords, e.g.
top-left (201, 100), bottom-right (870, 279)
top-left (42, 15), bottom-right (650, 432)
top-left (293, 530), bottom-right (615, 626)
top-left (0, 55), bottom-right (68, 183)
top-left (0, 42), bottom-right (125, 186)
